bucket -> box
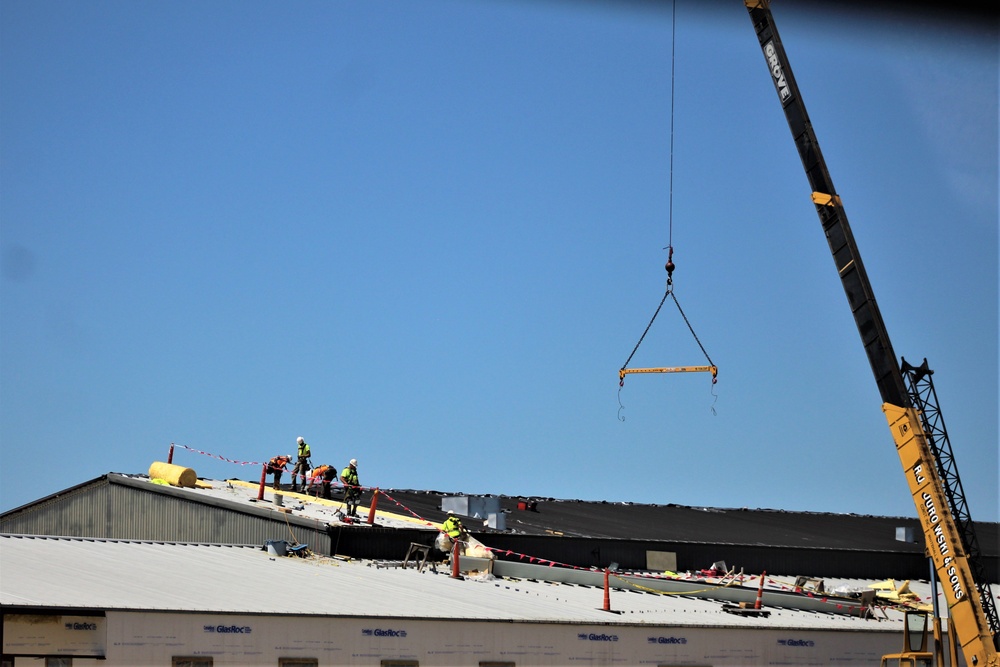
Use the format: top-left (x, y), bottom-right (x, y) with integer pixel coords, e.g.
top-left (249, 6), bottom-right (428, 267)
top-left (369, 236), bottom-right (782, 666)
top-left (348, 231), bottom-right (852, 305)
top-left (274, 493), bottom-right (284, 507)
top-left (265, 540), bottom-right (287, 557)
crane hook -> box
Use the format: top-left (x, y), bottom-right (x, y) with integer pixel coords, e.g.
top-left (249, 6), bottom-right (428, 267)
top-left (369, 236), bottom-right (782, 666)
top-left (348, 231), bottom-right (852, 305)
top-left (664, 246), bottom-right (675, 286)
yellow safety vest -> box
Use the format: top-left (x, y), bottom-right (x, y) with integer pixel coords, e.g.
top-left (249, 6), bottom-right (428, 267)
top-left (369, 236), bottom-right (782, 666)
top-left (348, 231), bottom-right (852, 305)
top-left (443, 516), bottom-right (463, 538)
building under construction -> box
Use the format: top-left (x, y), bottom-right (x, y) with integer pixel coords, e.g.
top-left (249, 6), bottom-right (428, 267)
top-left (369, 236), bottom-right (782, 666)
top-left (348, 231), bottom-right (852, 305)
top-left (2, 467), bottom-right (997, 665)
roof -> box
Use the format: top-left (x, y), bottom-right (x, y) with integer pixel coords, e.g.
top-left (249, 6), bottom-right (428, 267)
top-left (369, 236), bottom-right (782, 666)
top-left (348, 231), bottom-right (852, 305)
top-left (117, 474), bottom-right (993, 553)
top-left (0, 533), bottom-right (915, 633)
top-left (362, 489), bottom-right (1000, 556)
top-left (4, 473), bottom-right (996, 583)
top-left (9, 473), bottom-right (997, 555)
top-left (127, 474), bottom-right (439, 532)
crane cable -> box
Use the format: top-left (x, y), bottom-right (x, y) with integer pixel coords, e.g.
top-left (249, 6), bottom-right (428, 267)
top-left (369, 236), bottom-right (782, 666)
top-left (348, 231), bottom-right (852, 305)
top-left (617, 285), bottom-right (716, 382)
top-left (667, 0), bottom-right (676, 263)
top-left (618, 0), bottom-right (717, 419)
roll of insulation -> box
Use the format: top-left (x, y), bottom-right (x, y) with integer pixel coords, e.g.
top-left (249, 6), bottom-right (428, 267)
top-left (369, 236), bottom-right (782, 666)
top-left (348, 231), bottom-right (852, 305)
top-left (148, 461), bottom-right (198, 487)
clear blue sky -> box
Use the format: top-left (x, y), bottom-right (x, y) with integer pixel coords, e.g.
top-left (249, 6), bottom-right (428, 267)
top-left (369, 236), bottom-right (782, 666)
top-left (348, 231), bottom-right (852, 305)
top-left (2, 1), bottom-right (997, 523)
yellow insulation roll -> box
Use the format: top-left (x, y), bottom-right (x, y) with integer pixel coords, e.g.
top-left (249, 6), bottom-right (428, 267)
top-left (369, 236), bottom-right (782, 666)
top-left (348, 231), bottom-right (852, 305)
top-left (148, 461), bottom-right (197, 488)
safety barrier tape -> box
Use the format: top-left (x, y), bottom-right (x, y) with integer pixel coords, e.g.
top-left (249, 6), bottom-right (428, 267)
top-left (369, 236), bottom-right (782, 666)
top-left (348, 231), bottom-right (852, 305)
top-left (476, 550), bottom-right (872, 611)
top-left (172, 443), bottom-right (374, 495)
top-left (484, 546), bottom-right (577, 569)
top-left (174, 443), bottom-right (266, 467)
top-left (611, 571), bottom-right (742, 596)
top-left (377, 490), bottom-right (438, 527)
top-left (171, 443), bottom-right (447, 532)
top-left (610, 572), bottom-right (898, 612)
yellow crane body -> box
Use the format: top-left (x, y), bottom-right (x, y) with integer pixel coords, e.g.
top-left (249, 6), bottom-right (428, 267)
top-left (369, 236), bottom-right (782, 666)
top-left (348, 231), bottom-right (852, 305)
top-left (885, 403), bottom-right (998, 667)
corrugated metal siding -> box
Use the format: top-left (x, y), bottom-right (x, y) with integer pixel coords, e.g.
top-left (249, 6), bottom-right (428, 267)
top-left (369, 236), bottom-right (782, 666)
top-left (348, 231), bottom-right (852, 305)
top-left (0, 477), bottom-right (114, 537)
top-left (0, 478), bottom-right (332, 553)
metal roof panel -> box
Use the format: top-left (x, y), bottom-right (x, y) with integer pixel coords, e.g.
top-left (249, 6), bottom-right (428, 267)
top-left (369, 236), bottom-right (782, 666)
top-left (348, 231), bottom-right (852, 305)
top-left (0, 534), bottom-right (915, 634)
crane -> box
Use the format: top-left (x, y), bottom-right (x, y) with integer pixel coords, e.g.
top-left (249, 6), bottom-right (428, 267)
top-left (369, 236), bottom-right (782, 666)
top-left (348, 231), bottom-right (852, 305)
top-left (743, 2), bottom-right (999, 665)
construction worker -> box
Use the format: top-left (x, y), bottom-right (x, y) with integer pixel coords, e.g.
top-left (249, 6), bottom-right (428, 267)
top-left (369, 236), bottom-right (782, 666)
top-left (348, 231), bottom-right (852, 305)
top-left (307, 464), bottom-right (337, 500)
top-left (290, 436), bottom-right (311, 493)
top-left (265, 454), bottom-right (291, 490)
top-left (442, 510), bottom-right (468, 555)
top-left (340, 458), bottom-right (361, 517)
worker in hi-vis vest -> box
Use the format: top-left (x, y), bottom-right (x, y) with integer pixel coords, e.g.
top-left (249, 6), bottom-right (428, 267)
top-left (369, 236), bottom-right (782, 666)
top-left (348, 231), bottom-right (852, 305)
top-left (340, 459), bottom-right (361, 517)
top-left (266, 454), bottom-right (291, 490)
top-left (442, 510), bottom-right (468, 555)
top-left (290, 436), bottom-right (311, 492)
top-left (307, 464), bottom-right (337, 499)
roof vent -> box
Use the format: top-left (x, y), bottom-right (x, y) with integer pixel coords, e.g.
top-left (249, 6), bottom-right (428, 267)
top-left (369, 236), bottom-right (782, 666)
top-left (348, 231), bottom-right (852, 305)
top-left (441, 496), bottom-right (505, 530)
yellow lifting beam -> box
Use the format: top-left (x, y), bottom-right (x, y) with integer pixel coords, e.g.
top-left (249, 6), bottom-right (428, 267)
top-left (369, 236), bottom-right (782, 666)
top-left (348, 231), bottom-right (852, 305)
top-left (619, 365), bottom-right (717, 383)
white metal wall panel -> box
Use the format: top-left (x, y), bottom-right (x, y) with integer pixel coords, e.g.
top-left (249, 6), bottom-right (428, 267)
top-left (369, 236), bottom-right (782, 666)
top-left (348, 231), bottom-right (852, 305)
top-left (4, 610), bottom-right (905, 666)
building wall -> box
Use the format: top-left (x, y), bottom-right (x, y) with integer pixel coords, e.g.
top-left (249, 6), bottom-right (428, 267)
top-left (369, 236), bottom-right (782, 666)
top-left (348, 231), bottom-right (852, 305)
top-left (0, 479), bottom-right (332, 554)
top-left (4, 610), bottom-right (907, 666)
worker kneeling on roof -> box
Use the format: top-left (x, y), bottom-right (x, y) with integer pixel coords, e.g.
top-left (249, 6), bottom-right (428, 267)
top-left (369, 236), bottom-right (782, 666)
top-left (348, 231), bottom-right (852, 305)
top-left (307, 464), bottom-right (337, 500)
top-left (266, 454), bottom-right (291, 490)
top-left (441, 510), bottom-right (468, 556)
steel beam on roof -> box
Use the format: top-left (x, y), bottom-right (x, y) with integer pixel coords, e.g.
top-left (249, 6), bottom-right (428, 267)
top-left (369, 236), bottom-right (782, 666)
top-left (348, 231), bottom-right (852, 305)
top-left (476, 557), bottom-right (867, 616)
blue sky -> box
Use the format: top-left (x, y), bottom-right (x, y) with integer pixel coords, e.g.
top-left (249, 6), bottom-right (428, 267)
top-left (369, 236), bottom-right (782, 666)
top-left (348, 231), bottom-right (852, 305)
top-left (2, 1), bottom-right (997, 524)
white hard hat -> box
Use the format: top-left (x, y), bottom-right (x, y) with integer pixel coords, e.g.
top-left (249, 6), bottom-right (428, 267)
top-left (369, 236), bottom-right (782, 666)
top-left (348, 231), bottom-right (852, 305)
top-left (297, 436), bottom-right (304, 444)
top-left (447, 510), bottom-right (455, 515)
top-left (350, 458), bottom-right (357, 466)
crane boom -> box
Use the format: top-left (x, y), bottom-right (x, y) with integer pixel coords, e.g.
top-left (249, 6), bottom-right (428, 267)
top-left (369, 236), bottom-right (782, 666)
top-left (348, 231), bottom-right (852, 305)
top-left (744, 2), bottom-right (999, 664)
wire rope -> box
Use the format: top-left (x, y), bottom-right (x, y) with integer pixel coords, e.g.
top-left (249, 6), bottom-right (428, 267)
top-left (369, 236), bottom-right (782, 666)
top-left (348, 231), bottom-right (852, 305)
top-left (620, 289), bottom-right (670, 373)
top-left (670, 292), bottom-right (714, 369)
top-left (667, 0), bottom-right (676, 252)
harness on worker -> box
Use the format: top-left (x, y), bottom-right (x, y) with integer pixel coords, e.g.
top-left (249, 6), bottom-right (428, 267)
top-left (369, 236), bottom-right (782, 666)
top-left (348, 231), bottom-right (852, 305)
top-left (618, 247), bottom-right (718, 420)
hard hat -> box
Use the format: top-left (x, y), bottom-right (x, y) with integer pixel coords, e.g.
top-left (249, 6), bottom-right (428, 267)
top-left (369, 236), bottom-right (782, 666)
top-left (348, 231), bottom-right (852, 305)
top-left (350, 458), bottom-right (357, 466)
top-left (296, 436), bottom-right (304, 444)
top-left (286, 454), bottom-right (293, 460)
top-left (447, 510), bottom-right (455, 515)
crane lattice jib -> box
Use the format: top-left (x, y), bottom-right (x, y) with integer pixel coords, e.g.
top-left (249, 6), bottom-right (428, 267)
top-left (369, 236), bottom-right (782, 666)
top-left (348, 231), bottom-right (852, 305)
top-left (745, 1), bottom-right (999, 662)
top-left (902, 358), bottom-right (1000, 642)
